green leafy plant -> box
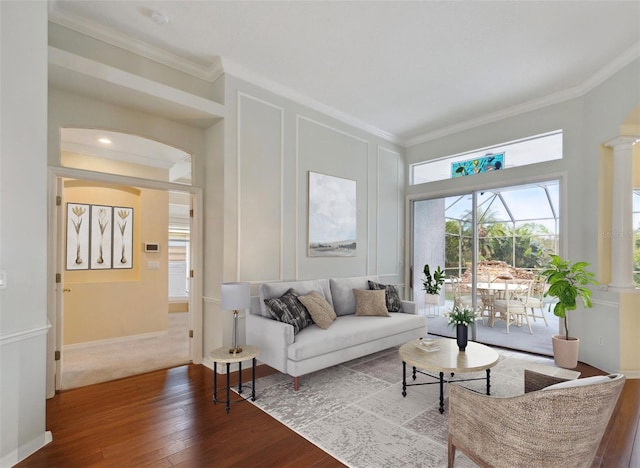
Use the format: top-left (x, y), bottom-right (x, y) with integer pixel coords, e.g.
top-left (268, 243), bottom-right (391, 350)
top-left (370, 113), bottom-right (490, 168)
top-left (422, 264), bottom-right (445, 295)
top-left (541, 255), bottom-right (597, 340)
top-left (447, 306), bottom-right (476, 327)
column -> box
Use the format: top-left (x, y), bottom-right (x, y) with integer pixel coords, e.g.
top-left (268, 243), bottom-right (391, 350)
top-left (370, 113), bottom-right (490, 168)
top-left (605, 136), bottom-right (640, 290)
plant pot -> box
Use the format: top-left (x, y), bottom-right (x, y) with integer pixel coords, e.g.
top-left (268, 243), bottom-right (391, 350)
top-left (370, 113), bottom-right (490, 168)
top-left (425, 293), bottom-right (439, 305)
top-left (456, 324), bottom-right (468, 352)
top-left (551, 335), bottom-right (580, 369)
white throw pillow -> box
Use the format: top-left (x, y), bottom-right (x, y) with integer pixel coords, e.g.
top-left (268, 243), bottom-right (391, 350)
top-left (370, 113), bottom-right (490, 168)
top-left (542, 374), bottom-right (615, 390)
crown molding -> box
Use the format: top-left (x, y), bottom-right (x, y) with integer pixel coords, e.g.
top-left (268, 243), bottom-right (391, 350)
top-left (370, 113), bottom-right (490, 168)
top-left (48, 5), bottom-right (223, 82)
top-left (406, 43), bottom-right (640, 148)
top-left (223, 58), bottom-right (401, 145)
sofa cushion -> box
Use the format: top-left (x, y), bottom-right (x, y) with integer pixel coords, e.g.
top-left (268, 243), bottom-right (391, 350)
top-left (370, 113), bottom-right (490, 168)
top-left (288, 313), bottom-right (426, 361)
top-left (298, 291), bottom-right (336, 330)
top-left (368, 280), bottom-right (402, 312)
top-left (330, 276), bottom-right (379, 316)
top-left (353, 289), bottom-right (390, 317)
top-left (264, 289), bottom-right (313, 334)
top-left (259, 279), bottom-right (332, 318)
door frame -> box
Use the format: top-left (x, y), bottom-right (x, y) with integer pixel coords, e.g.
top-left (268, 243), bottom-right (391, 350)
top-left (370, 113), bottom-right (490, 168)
top-left (46, 166), bottom-right (204, 396)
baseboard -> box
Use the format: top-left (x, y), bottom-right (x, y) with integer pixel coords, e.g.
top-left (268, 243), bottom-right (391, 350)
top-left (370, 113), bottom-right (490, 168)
top-left (1, 431), bottom-right (52, 467)
top-left (619, 369), bottom-right (640, 379)
top-left (63, 330), bottom-right (167, 351)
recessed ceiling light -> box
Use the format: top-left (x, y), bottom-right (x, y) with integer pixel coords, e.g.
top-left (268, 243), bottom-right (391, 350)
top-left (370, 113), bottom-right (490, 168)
top-left (98, 138), bottom-right (112, 145)
top-left (151, 10), bottom-right (170, 26)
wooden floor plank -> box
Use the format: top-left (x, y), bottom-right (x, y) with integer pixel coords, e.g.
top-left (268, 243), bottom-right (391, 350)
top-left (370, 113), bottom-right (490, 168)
top-left (16, 361), bottom-right (637, 467)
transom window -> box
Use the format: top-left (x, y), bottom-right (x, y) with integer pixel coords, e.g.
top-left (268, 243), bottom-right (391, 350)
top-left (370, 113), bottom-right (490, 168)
top-left (411, 130), bottom-right (563, 185)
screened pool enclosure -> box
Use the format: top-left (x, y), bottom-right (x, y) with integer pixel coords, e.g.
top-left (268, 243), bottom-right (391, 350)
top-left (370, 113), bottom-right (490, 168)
top-left (412, 180), bottom-right (560, 354)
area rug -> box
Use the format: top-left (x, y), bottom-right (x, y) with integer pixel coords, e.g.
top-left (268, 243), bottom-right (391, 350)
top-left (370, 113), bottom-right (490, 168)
top-left (248, 344), bottom-right (563, 468)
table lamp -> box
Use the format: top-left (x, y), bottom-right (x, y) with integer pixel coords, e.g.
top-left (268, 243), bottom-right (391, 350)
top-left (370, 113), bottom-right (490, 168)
top-left (221, 282), bottom-right (250, 354)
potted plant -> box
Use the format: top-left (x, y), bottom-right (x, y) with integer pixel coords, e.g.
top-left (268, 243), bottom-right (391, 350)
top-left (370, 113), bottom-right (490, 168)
top-left (423, 264), bottom-right (445, 305)
top-left (447, 306), bottom-right (476, 351)
top-left (541, 254), bottom-right (597, 368)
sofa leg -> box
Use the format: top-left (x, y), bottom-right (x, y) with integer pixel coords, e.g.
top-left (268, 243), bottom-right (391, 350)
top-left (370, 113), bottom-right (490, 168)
top-left (293, 376), bottom-right (299, 391)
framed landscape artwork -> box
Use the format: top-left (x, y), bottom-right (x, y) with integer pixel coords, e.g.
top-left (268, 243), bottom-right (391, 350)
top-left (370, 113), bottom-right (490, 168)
top-left (308, 171), bottom-right (356, 257)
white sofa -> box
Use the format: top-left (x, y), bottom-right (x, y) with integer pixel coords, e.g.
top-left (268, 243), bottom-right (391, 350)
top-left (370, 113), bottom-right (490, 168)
top-left (246, 276), bottom-right (427, 390)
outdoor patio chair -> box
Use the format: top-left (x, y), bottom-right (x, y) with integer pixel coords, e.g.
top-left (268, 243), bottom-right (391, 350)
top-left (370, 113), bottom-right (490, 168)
top-left (524, 278), bottom-right (549, 326)
top-left (491, 279), bottom-right (533, 334)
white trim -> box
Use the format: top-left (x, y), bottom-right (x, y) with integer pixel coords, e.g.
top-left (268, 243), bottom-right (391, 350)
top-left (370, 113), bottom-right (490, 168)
top-left (296, 115), bottom-right (370, 145)
top-left (406, 44), bottom-right (640, 148)
top-left (236, 92), bottom-right (285, 282)
top-left (376, 146), bottom-right (402, 277)
top-left (619, 370), bottom-right (640, 379)
top-left (0, 431), bottom-right (53, 468)
top-left (0, 324), bottom-right (51, 346)
top-left (48, 47), bottom-right (225, 120)
top-left (63, 330), bottom-right (167, 351)
top-left (48, 7), bottom-right (222, 82)
top-left (48, 5), bottom-right (640, 149)
top-left (295, 116), bottom-right (301, 280)
top-left (223, 60), bottom-right (398, 144)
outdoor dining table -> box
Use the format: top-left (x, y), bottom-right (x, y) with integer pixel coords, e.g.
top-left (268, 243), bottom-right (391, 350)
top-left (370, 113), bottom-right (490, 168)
top-left (474, 280), bottom-right (530, 326)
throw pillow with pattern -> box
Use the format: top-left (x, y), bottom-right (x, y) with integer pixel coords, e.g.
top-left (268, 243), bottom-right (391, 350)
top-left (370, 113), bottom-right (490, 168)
top-left (368, 280), bottom-right (402, 312)
top-left (264, 288), bottom-right (313, 334)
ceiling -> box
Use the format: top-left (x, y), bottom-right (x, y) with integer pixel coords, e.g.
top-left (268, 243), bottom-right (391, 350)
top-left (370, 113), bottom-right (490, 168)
top-left (48, 1), bottom-right (640, 146)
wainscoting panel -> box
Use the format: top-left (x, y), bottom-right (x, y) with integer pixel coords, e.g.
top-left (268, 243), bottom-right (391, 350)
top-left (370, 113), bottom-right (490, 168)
top-left (377, 147), bottom-right (402, 278)
top-left (237, 93), bottom-right (284, 283)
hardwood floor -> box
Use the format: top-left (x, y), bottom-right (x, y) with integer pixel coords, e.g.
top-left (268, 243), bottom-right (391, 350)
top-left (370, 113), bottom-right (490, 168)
top-left (17, 361), bottom-right (639, 467)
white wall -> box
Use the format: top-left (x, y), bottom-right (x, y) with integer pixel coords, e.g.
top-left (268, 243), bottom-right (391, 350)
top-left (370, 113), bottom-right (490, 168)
top-left (406, 58), bottom-right (640, 374)
top-left (202, 75), bottom-right (405, 359)
top-left (0, 1), bottom-right (50, 466)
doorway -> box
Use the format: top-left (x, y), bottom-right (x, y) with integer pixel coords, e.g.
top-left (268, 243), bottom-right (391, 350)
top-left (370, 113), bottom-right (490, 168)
top-left (411, 180), bottom-right (560, 355)
top-left (53, 129), bottom-right (199, 390)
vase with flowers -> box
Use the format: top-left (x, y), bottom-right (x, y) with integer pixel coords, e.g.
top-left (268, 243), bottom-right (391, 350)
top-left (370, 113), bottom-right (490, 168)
top-left (448, 306), bottom-right (476, 351)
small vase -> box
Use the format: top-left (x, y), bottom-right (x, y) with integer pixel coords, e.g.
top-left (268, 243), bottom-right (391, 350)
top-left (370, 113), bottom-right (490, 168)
top-left (456, 324), bottom-right (468, 352)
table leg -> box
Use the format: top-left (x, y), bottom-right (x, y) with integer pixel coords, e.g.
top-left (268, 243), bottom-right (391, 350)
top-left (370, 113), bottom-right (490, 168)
top-left (439, 372), bottom-right (445, 414)
top-left (402, 361), bottom-right (407, 397)
top-left (486, 368), bottom-right (491, 395)
top-left (412, 366), bottom-right (417, 381)
top-left (251, 357), bottom-right (256, 401)
top-left (225, 363), bottom-right (230, 414)
top-left (213, 361), bottom-right (217, 403)
top-left (238, 361), bottom-right (243, 395)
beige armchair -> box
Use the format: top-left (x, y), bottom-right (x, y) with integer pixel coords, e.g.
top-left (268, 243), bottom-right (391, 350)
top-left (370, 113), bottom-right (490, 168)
top-left (448, 371), bottom-right (625, 467)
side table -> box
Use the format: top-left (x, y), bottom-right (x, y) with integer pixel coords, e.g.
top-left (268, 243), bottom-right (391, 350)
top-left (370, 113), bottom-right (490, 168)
top-left (210, 345), bottom-right (260, 413)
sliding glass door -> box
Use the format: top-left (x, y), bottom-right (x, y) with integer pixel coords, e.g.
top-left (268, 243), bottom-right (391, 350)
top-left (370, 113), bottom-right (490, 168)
top-left (411, 180), bottom-right (559, 354)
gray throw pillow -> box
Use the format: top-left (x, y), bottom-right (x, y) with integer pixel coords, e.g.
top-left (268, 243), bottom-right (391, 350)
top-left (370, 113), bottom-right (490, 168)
top-left (368, 280), bottom-right (402, 312)
top-left (264, 288), bottom-right (313, 334)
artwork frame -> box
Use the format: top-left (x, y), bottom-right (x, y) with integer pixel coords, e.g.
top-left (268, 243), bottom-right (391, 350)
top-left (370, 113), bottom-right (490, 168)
top-left (66, 203), bottom-right (90, 270)
top-left (451, 152), bottom-right (504, 178)
top-left (90, 205), bottom-right (113, 269)
top-left (113, 206), bottom-right (134, 269)
top-left (308, 171), bottom-right (357, 257)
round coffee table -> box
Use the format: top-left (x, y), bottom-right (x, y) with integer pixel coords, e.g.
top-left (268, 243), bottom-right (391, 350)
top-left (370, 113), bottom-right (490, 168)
top-left (399, 338), bottom-right (499, 414)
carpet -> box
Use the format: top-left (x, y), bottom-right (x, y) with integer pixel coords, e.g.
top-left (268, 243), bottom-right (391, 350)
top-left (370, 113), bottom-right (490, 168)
top-left (61, 312), bottom-right (190, 389)
top-left (248, 344), bottom-right (563, 468)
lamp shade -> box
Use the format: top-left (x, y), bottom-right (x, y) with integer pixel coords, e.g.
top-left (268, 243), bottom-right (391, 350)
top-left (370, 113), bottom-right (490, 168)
top-left (221, 282), bottom-right (250, 310)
